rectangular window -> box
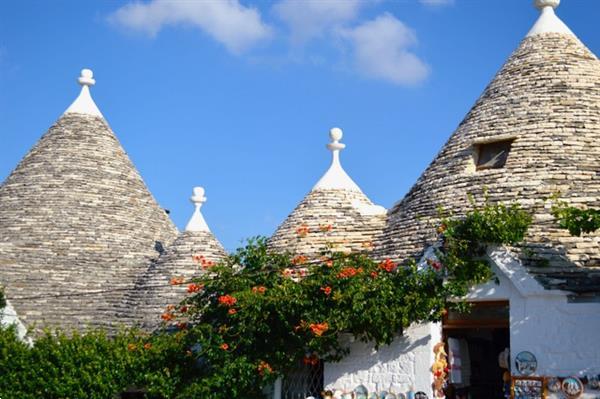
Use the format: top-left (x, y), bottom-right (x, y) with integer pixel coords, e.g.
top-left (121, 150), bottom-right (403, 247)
top-left (475, 140), bottom-right (513, 170)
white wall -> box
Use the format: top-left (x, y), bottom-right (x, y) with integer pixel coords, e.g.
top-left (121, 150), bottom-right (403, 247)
top-left (324, 247), bottom-right (600, 398)
top-left (324, 323), bottom-right (442, 397)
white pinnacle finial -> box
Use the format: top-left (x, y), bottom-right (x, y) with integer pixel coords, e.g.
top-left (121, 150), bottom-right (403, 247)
top-left (313, 127), bottom-right (361, 192)
top-left (185, 186), bottom-right (211, 232)
top-left (64, 68), bottom-right (103, 117)
top-left (527, 0), bottom-right (574, 37)
top-left (534, 0), bottom-right (559, 10)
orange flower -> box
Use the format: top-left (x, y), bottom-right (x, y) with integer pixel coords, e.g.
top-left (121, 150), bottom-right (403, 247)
top-left (337, 267), bottom-right (359, 278)
top-left (252, 286), bottom-right (267, 294)
top-left (320, 286), bottom-right (332, 296)
top-left (258, 360), bottom-right (273, 376)
top-left (379, 259), bottom-right (397, 272)
top-left (220, 343), bottom-right (229, 351)
top-left (187, 283), bottom-right (203, 293)
top-left (303, 354), bottom-right (319, 366)
top-left (166, 304), bottom-right (176, 311)
top-left (228, 308), bottom-right (237, 315)
top-left (201, 259), bottom-right (215, 269)
top-left (161, 312), bottom-right (174, 321)
top-left (292, 255), bottom-right (308, 265)
top-left (170, 276), bottom-right (184, 285)
top-left (143, 343), bottom-right (152, 350)
top-left (370, 271), bottom-right (378, 278)
top-left (319, 224), bottom-right (333, 232)
top-left (437, 223), bottom-right (447, 234)
top-left (192, 254), bottom-right (205, 263)
top-left (218, 295), bottom-right (237, 307)
top-left (309, 322), bottom-right (329, 337)
top-left (127, 343), bottom-right (137, 351)
top-left (296, 224), bottom-right (310, 237)
top-left (362, 241), bottom-right (374, 249)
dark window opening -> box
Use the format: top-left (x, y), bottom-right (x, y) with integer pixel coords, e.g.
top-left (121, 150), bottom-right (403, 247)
top-left (475, 140), bottom-right (513, 170)
top-left (282, 360), bottom-right (324, 399)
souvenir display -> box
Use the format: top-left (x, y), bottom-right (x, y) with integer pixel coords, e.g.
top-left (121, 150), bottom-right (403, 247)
top-left (354, 385), bottom-right (368, 399)
top-left (432, 342), bottom-right (448, 398)
top-left (562, 376), bottom-right (584, 398)
top-left (589, 375), bottom-right (600, 390)
top-left (397, 394), bottom-right (406, 399)
top-left (341, 392), bottom-right (354, 399)
top-left (515, 351), bottom-right (537, 376)
top-left (384, 393), bottom-right (397, 399)
top-left (322, 390), bottom-right (335, 399)
top-left (546, 378), bottom-right (561, 393)
top-left (369, 394), bottom-right (378, 399)
top-left (414, 392), bottom-right (428, 399)
top-left (512, 376), bottom-right (544, 399)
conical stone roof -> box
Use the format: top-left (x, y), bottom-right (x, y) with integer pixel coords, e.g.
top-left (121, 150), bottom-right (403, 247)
top-left (0, 69), bottom-right (178, 332)
top-left (376, 2), bottom-right (600, 292)
top-left (269, 128), bottom-right (386, 258)
top-left (124, 187), bottom-right (226, 331)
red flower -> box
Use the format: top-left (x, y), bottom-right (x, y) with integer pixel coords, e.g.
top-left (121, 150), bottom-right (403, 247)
top-left (218, 295), bottom-right (237, 307)
top-left (179, 306), bottom-right (189, 313)
top-left (303, 354), bottom-right (320, 366)
top-left (309, 322), bottom-right (329, 337)
top-left (379, 259), bottom-right (397, 272)
top-left (337, 267), bottom-right (359, 278)
top-left (170, 277), bottom-right (184, 285)
top-left (252, 286), bottom-right (267, 294)
top-left (187, 283), bottom-right (203, 293)
top-left (292, 255), bottom-right (308, 265)
top-left (220, 343), bottom-right (229, 351)
top-left (427, 258), bottom-right (443, 271)
top-left (320, 286), bottom-right (332, 296)
top-left (176, 322), bottom-right (188, 330)
top-left (258, 360), bottom-right (273, 376)
top-left (370, 271), bottom-right (378, 278)
top-left (228, 308), bottom-right (237, 315)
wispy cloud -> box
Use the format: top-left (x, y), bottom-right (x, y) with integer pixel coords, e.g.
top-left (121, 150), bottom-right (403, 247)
top-left (108, 0), bottom-right (272, 55)
top-left (419, 0), bottom-right (454, 7)
top-left (339, 13), bottom-right (429, 86)
top-left (273, 0), bottom-right (365, 44)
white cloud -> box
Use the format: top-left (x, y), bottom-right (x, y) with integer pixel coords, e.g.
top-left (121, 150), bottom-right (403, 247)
top-left (108, 0), bottom-right (272, 55)
top-left (339, 13), bottom-right (429, 85)
top-left (273, 0), bottom-right (365, 43)
top-left (419, 0), bottom-right (454, 7)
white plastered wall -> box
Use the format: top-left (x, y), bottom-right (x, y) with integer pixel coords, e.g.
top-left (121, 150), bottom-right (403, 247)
top-left (324, 247), bottom-right (600, 398)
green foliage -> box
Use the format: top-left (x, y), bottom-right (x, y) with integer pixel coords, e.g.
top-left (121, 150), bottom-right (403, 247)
top-left (551, 199), bottom-right (600, 236)
top-left (0, 200), bottom-right (532, 399)
top-left (0, 327), bottom-right (200, 399)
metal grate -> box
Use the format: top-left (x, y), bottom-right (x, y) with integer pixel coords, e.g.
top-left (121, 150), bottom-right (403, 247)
top-left (282, 360), bottom-right (324, 399)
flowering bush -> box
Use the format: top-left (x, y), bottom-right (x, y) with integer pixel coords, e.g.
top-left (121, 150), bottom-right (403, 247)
top-left (0, 200), bottom-right (531, 399)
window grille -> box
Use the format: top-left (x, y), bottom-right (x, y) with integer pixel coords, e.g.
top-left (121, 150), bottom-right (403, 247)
top-left (282, 360), bottom-right (324, 399)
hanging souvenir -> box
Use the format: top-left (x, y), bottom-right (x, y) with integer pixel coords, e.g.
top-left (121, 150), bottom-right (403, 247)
top-left (415, 392), bottom-right (429, 399)
top-left (354, 385), bottom-right (368, 399)
top-left (514, 351), bottom-right (537, 376)
top-left (546, 377), bottom-right (561, 393)
top-left (589, 375), bottom-right (600, 390)
top-left (562, 376), bottom-right (584, 398)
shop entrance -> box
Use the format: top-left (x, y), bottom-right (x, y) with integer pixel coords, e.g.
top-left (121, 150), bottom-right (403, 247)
top-left (443, 301), bottom-right (510, 399)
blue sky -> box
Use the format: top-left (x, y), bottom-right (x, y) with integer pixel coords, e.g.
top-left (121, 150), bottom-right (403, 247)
top-left (1, 0), bottom-right (598, 251)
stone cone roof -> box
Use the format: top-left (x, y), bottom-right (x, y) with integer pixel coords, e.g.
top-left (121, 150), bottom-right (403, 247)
top-left (124, 230), bottom-right (226, 331)
top-left (0, 80), bottom-right (178, 332)
top-left (376, 21), bottom-right (600, 292)
top-left (269, 129), bottom-right (386, 258)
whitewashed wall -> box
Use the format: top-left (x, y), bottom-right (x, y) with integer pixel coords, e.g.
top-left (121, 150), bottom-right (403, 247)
top-left (324, 323), bottom-right (442, 397)
top-left (324, 247), bottom-right (600, 398)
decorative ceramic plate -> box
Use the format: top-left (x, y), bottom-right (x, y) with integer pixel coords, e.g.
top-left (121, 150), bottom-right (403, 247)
top-left (546, 377), bottom-right (561, 393)
top-left (384, 394), bottom-right (397, 399)
top-left (589, 375), bottom-right (600, 390)
top-left (354, 385), bottom-right (368, 399)
top-left (415, 392), bottom-right (429, 399)
top-left (562, 376), bottom-right (584, 398)
top-left (515, 351), bottom-right (537, 375)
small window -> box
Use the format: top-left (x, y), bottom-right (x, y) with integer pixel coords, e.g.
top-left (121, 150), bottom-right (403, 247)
top-left (475, 140), bottom-right (513, 170)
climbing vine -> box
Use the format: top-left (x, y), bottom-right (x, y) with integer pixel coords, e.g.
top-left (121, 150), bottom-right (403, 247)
top-left (0, 200), bottom-right (532, 399)
top-left (551, 199), bottom-right (600, 236)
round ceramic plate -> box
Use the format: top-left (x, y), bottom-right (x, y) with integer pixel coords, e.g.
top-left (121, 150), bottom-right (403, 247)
top-left (562, 377), bottom-right (584, 398)
top-left (515, 351), bottom-right (537, 375)
top-left (547, 377), bottom-right (561, 393)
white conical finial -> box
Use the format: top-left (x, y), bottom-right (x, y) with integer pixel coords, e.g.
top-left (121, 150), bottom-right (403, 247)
top-left (527, 0), bottom-right (574, 37)
top-left (64, 68), bottom-right (103, 117)
top-left (313, 127), bottom-right (361, 192)
top-left (185, 186), bottom-right (211, 232)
